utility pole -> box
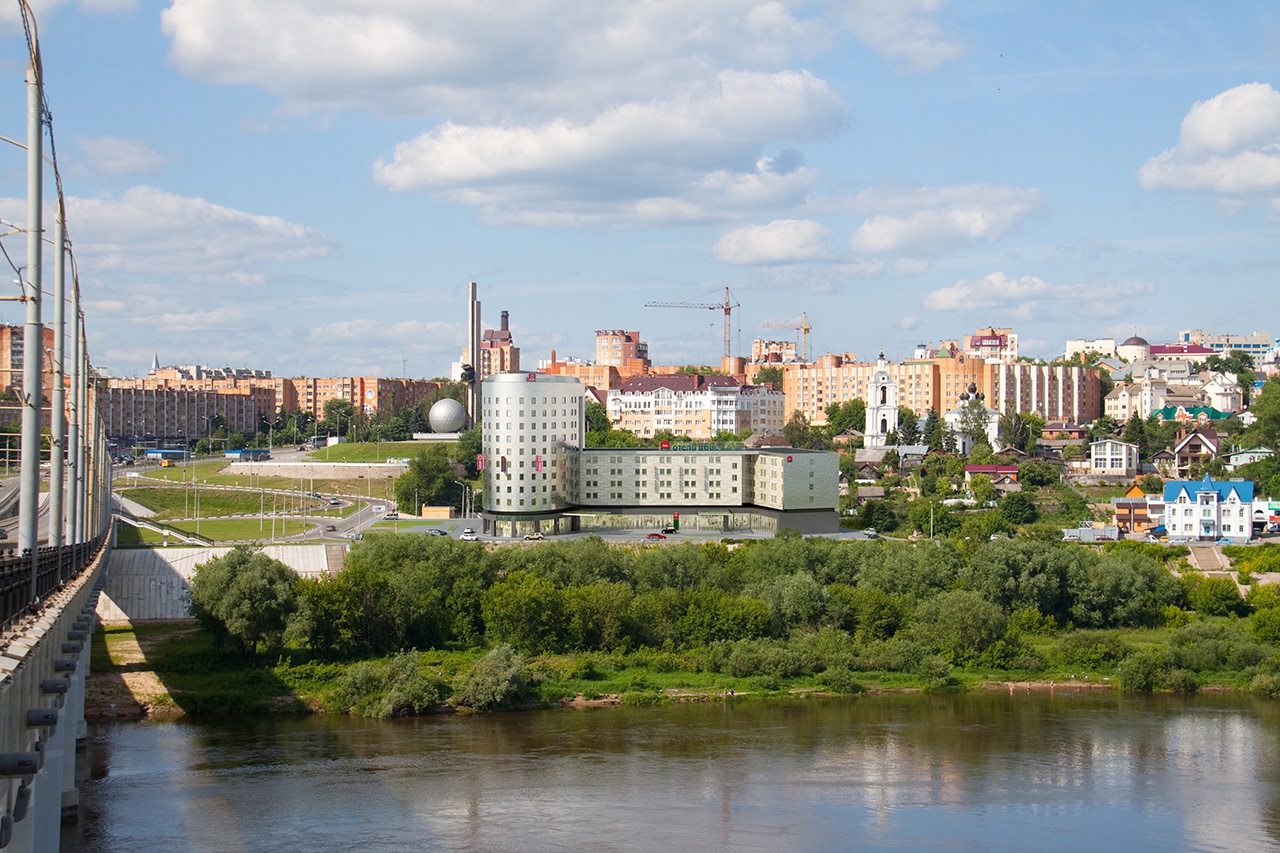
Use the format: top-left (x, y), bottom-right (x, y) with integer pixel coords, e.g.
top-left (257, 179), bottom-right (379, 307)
top-left (49, 200), bottom-right (65, 547)
top-left (19, 30), bottom-right (45, 591)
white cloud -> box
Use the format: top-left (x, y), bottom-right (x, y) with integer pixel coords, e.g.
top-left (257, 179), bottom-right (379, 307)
top-left (158, 1), bottom-right (961, 226)
top-left (1139, 83), bottom-right (1280, 198)
top-left (849, 183), bottom-right (1044, 256)
top-left (714, 218), bottom-right (831, 264)
top-left (77, 136), bottom-right (167, 176)
top-left (160, 0), bottom-right (832, 120)
top-left (372, 70), bottom-right (838, 224)
top-left (310, 319), bottom-right (463, 346)
top-left (835, 0), bottom-right (964, 73)
top-left (41, 186), bottom-right (336, 274)
top-left (160, 1), bottom-right (957, 117)
top-left (923, 271), bottom-right (1155, 321)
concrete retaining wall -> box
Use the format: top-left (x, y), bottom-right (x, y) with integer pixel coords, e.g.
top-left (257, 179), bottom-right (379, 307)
top-left (0, 546), bottom-right (105, 852)
top-left (99, 545), bottom-right (341, 623)
top-left (222, 461), bottom-right (406, 479)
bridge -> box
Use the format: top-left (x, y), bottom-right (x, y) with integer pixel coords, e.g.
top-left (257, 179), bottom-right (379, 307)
top-left (0, 4), bottom-right (120, 850)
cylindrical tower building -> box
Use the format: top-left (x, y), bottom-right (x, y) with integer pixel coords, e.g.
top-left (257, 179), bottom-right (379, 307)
top-left (480, 373), bottom-right (585, 536)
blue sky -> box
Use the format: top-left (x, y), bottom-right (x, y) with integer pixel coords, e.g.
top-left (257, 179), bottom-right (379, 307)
top-left (1, 1), bottom-right (1278, 379)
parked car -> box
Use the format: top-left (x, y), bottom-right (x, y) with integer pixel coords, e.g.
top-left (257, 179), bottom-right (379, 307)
top-left (324, 524), bottom-right (337, 532)
top-left (460, 528), bottom-right (478, 541)
top-left (645, 533), bottom-right (666, 541)
top-left (661, 527), bottom-right (677, 534)
top-left (863, 528), bottom-right (879, 539)
top-left (424, 529), bottom-right (448, 537)
top-left (523, 532), bottom-right (545, 540)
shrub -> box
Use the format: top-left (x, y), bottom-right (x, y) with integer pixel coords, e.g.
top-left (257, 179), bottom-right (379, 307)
top-left (1168, 622), bottom-right (1264, 672)
top-left (1008, 608), bottom-right (1058, 636)
top-left (975, 638), bottom-right (1046, 672)
top-left (1188, 577), bottom-right (1246, 617)
top-left (1118, 651), bottom-right (1166, 691)
top-left (1057, 630), bottom-right (1135, 669)
top-left (1251, 672), bottom-right (1280, 697)
top-left (1252, 608), bottom-right (1280, 645)
top-left (1247, 584), bottom-right (1280, 611)
top-left (916, 656), bottom-right (957, 692)
top-left (620, 690), bottom-right (669, 706)
top-left (853, 638), bottom-right (928, 673)
top-left (911, 590), bottom-right (1007, 666)
top-left (816, 666), bottom-right (864, 695)
top-left (1162, 606), bottom-right (1194, 629)
top-left (1162, 668), bottom-right (1200, 693)
top-left (334, 653), bottom-right (449, 718)
top-left (453, 644), bottom-right (527, 710)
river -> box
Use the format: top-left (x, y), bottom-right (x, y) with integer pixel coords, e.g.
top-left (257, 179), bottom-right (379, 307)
top-left (62, 692), bottom-right (1280, 852)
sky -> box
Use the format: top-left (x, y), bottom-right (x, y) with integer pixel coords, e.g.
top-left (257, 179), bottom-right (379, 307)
top-left (1, 1), bottom-right (1279, 380)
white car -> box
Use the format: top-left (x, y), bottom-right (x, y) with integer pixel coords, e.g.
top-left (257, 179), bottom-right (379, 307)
top-left (459, 528), bottom-right (478, 541)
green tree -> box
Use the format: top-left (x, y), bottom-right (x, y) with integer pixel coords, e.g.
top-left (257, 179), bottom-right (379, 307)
top-left (188, 545), bottom-right (302, 658)
top-left (481, 570), bottom-right (565, 652)
top-left (783, 411), bottom-right (815, 449)
top-left (585, 400), bottom-right (612, 433)
top-left (959, 398), bottom-right (992, 451)
top-left (825, 399), bottom-right (866, 436)
top-left (755, 366), bottom-right (784, 387)
top-left (1138, 474), bottom-right (1165, 494)
top-left (998, 407), bottom-right (1029, 452)
top-left (897, 407), bottom-right (922, 445)
top-left (453, 644), bottom-right (527, 709)
top-left (911, 590), bottom-right (1007, 665)
top-left (1000, 492), bottom-right (1039, 525)
top-left (1089, 415), bottom-right (1119, 442)
top-left (924, 409), bottom-right (945, 451)
top-left (1124, 413), bottom-right (1148, 459)
top-left (970, 474), bottom-right (996, 505)
top-left (322, 398), bottom-right (356, 435)
top-left (396, 445), bottom-right (460, 512)
top-left (1018, 460), bottom-right (1059, 487)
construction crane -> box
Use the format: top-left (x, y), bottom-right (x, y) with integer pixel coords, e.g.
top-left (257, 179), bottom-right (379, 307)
top-left (761, 312), bottom-right (812, 362)
top-left (645, 286), bottom-right (741, 359)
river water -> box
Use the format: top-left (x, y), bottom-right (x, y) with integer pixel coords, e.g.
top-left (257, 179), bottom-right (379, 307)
top-left (63, 692), bottom-right (1280, 852)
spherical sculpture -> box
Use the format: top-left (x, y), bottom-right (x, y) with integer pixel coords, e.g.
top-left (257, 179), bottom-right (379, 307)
top-left (429, 398), bottom-right (468, 433)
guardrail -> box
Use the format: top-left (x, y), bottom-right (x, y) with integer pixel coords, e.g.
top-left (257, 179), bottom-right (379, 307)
top-left (0, 534), bottom-right (107, 633)
top-left (114, 515), bottom-right (214, 546)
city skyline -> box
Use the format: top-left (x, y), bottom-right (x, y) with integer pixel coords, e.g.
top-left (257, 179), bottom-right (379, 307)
top-left (2, 2), bottom-right (1279, 378)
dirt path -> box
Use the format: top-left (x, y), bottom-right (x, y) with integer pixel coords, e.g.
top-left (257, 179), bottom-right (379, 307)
top-left (85, 624), bottom-right (198, 720)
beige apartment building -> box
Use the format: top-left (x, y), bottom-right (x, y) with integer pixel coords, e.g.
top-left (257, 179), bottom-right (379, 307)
top-left (606, 374), bottom-right (785, 440)
top-left (780, 350), bottom-right (1100, 426)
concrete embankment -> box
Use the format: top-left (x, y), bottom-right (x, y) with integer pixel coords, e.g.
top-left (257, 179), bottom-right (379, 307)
top-left (99, 545), bottom-right (342, 623)
top-left (222, 461), bottom-right (407, 479)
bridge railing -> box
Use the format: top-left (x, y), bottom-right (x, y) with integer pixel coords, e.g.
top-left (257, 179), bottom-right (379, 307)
top-left (0, 535), bottom-right (107, 634)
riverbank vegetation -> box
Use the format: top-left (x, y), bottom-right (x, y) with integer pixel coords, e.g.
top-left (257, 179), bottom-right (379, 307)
top-left (108, 535), bottom-right (1280, 719)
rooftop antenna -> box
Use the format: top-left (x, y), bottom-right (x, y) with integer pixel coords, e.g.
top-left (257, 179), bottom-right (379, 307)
top-left (401, 356), bottom-right (407, 379)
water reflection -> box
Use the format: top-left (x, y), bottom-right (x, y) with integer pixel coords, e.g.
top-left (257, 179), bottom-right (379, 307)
top-left (64, 693), bottom-right (1280, 852)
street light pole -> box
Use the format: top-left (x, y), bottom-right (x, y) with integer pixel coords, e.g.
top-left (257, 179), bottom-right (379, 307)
top-left (18, 25), bottom-right (45, 581)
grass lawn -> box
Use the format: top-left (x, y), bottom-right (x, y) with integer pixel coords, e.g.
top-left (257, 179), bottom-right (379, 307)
top-left (113, 522), bottom-right (168, 546)
top-left (168, 518), bottom-right (318, 542)
top-left (118, 487), bottom-right (285, 520)
top-left (305, 440), bottom-right (451, 463)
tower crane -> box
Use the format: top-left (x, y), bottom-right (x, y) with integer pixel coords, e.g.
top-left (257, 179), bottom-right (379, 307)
top-left (644, 286), bottom-right (741, 359)
top-left (761, 311), bottom-right (812, 362)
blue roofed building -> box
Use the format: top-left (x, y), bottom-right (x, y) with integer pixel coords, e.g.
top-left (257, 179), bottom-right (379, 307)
top-left (1161, 475), bottom-right (1257, 542)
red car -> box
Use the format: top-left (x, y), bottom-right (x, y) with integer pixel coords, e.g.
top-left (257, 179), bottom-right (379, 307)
top-left (325, 524), bottom-right (337, 532)
top-left (645, 532), bottom-right (666, 541)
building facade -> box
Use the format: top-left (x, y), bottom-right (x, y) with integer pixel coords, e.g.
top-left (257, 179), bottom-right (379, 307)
top-left (1161, 475), bottom-right (1255, 542)
top-left (1179, 329), bottom-right (1273, 357)
top-left (1089, 439), bottom-right (1139, 477)
top-left (595, 330), bottom-right (650, 373)
top-left (479, 373), bottom-right (838, 537)
top-left (606, 375), bottom-right (784, 440)
top-left (864, 353), bottom-right (898, 448)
